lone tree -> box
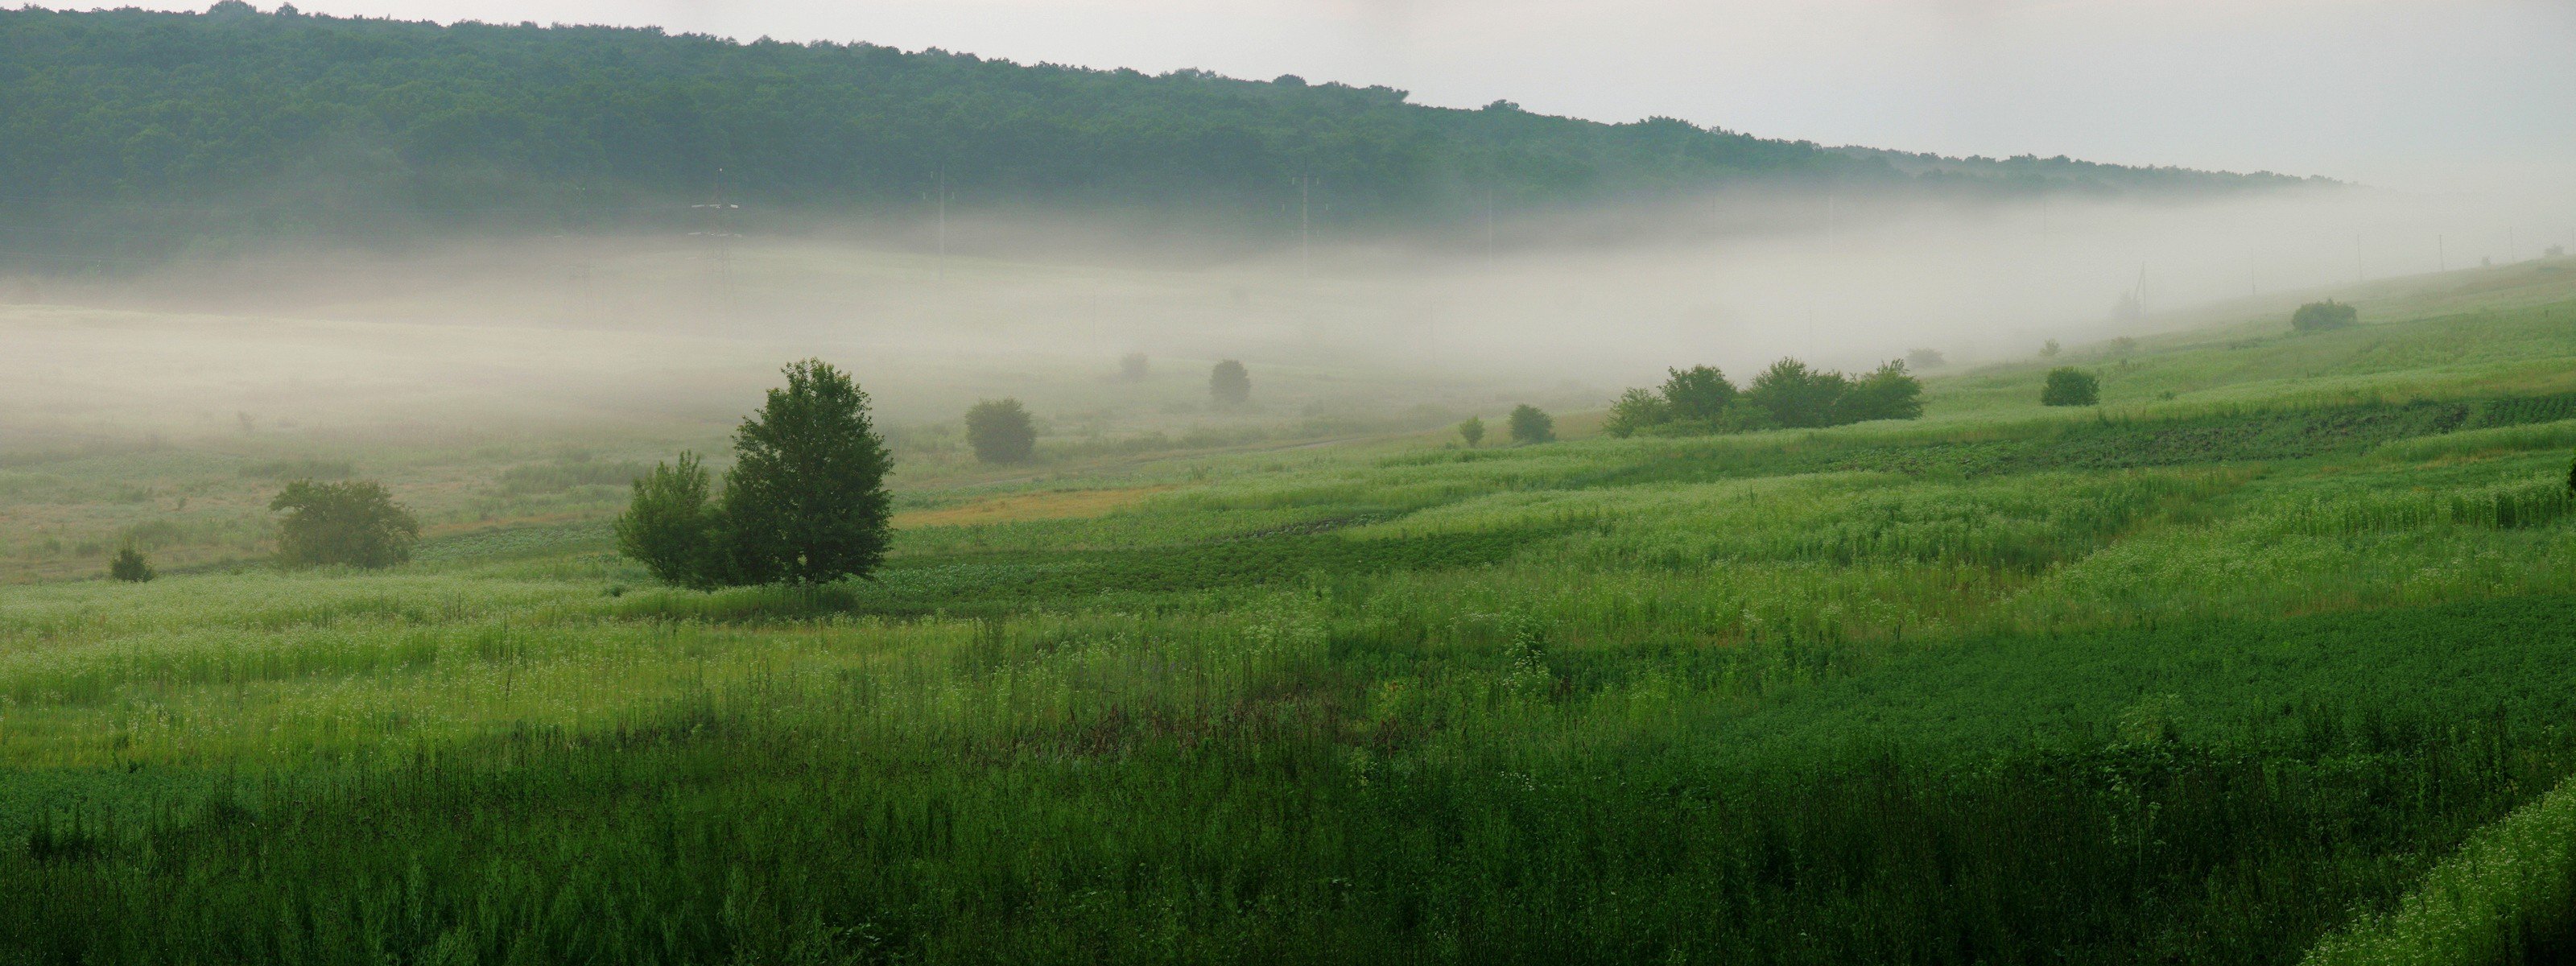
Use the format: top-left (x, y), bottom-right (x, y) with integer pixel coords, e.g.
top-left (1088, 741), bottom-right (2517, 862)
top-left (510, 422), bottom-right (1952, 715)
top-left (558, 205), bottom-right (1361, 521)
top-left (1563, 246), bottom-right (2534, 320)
top-left (2291, 299), bottom-right (2359, 332)
top-left (616, 360), bottom-right (894, 588)
top-left (109, 543), bottom-right (155, 583)
top-left (1508, 404), bottom-right (1554, 444)
top-left (1209, 359), bottom-right (1251, 407)
top-left (965, 398), bottom-right (1038, 464)
top-left (1457, 415), bottom-right (1485, 448)
top-left (271, 479), bottom-right (419, 568)
top-left (2041, 367), bottom-right (2100, 407)
top-left (1119, 353), bottom-right (1150, 382)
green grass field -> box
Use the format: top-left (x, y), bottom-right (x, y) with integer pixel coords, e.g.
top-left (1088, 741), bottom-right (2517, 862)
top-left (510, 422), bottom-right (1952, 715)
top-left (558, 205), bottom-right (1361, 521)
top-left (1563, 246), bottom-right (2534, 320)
top-left (5, 255), bottom-right (2576, 964)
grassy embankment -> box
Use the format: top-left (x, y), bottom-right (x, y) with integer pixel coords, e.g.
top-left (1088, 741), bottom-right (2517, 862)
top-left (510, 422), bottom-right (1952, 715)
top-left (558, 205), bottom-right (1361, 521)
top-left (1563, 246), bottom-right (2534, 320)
top-left (4, 258), bottom-right (2576, 962)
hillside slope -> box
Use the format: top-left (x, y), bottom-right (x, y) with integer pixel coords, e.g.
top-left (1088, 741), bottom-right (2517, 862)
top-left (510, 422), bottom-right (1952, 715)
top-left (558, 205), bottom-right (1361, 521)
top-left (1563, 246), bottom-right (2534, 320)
top-left (0, 3), bottom-right (2323, 265)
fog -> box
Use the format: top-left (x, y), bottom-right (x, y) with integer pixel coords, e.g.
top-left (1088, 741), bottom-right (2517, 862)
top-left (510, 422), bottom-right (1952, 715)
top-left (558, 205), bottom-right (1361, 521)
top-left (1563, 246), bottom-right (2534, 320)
top-left (6, 183), bottom-right (2571, 452)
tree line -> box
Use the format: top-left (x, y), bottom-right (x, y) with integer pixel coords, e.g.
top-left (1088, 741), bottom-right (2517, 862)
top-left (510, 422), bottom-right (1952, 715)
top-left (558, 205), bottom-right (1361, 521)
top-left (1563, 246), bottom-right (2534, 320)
top-left (1604, 358), bottom-right (1924, 437)
top-left (0, 4), bottom-right (2318, 264)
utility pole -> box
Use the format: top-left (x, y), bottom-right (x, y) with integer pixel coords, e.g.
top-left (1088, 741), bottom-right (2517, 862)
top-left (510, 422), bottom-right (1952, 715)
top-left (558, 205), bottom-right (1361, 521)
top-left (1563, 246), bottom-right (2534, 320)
top-left (2438, 234), bottom-right (2446, 273)
top-left (689, 167), bottom-right (740, 315)
top-left (1484, 184), bottom-right (1496, 270)
top-left (935, 168), bottom-right (948, 283)
top-left (1298, 175), bottom-right (1313, 281)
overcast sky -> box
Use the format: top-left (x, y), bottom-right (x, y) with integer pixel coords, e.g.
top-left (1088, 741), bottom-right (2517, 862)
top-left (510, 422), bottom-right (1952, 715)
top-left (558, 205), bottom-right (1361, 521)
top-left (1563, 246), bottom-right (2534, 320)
top-left (159, 0), bottom-right (2576, 194)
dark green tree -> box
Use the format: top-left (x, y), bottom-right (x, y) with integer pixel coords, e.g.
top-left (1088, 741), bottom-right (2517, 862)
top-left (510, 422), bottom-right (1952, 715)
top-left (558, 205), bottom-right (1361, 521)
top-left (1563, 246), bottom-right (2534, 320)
top-left (1508, 404), bottom-right (1554, 444)
top-left (270, 480), bottom-right (419, 568)
top-left (1602, 388), bottom-right (1672, 438)
top-left (2041, 367), bottom-right (2100, 407)
top-left (613, 452), bottom-right (724, 589)
top-left (108, 543), bottom-right (155, 582)
top-left (1658, 365), bottom-right (1737, 422)
top-left (1210, 360), bottom-right (1251, 408)
top-left (2291, 299), bottom-right (2359, 332)
top-left (965, 398), bottom-right (1038, 464)
top-left (719, 360), bottom-right (894, 586)
top-left (1746, 359), bottom-right (1850, 428)
top-left (1457, 415), bottom-right (1485, 448)
top-left (1835, 360), bottom-right (1925, 423)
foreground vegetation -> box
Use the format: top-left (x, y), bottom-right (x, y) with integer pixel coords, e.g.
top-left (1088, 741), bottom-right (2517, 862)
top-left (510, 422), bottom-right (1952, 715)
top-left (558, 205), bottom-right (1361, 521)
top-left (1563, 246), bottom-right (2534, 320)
top-left (4, 262), bottom-right (2576, 963)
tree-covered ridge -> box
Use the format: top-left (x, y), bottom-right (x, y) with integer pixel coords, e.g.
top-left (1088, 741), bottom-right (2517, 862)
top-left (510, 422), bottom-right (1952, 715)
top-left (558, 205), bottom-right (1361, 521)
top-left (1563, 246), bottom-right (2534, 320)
top-left (0, 2), bottom-right (2320, 258)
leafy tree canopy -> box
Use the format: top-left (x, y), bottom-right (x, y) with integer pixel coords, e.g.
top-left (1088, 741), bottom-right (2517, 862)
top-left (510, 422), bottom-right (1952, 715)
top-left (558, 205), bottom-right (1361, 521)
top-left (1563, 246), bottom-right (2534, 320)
top-left (2042, 367), bottom-right (2101, 407)
top-left (965, 398), bottom-right (1038, 464)
top-left (0, 6), bottom-right (2324, 266)
top-left (270, 479), bottom-right (419, 568)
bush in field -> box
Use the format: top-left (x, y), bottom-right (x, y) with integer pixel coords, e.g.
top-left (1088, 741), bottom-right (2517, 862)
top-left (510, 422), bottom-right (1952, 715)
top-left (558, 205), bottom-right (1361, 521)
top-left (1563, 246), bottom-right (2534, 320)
top-left (2042, 367), bottom-right (2100, 407)
top-left (1119, 353), bottom-right (1149, 382)
top-left (1602, 388), bottom-right (1671, 438)
top-left (1835, 361), bottom-right (1925, 423)
top-left (1748, 359), bottom-right (1851, 428)
top-left (270, 479), bottom-right (419, 568)
top-left (108, 544), bottom-right (154, 582)
top-left (617, 360), bottom-right (894, 588)
top-left (2041, 338), bottom-right (2062, 358)
top-left (1457, 415), bottom-right (1485, 448)
top-left (964, 398), bottom-right (1038, 464)
top-left (614, 453), bottom-right (725, 589)
top-left (2292, 299), bottom-right (2359, 332)
top-left (1209, 360), bottom-right (1251, 407)
top-left (1659, 365), bottom-right (1737, 422)
top-left (1508, 404), bottom-right (1554, 444)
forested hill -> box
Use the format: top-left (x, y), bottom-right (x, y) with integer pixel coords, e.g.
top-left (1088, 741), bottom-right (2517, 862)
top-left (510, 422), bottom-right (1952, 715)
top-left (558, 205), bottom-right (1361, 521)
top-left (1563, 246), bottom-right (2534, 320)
top-left (0, 2), bottom-right (2323, 265)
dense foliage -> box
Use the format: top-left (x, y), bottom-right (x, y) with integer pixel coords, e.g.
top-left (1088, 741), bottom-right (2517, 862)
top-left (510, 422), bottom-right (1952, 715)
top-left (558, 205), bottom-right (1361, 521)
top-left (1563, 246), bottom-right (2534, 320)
top-left (2294, 299), bottom-right (2361, 332)
top-left (1456, 415), bottom-right (1484, 448)
top-left (267, 478), bottom-right (418, 568)
top-left (964, 398), bottom-right (1038, 464)
top-left (1609, 358), bottom-right (1922, 436)
top-left (1507, 404), bottom-right (1554, 444)
top-left (105, 544), bottom-right (152, 582)
top-left (0, 4), bottom-right (2320, 265)
top-left (616, 360), bottom-right (893, 588)
top-left (2042, 367), bottom-right (2101, 407)
top-left (1209, 360), bottom-right (1252, 408)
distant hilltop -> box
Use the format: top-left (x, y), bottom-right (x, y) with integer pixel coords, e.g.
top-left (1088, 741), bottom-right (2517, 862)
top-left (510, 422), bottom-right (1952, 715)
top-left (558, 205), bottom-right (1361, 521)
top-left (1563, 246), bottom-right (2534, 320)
top-left (0, 3), bottom-right (2333, 265)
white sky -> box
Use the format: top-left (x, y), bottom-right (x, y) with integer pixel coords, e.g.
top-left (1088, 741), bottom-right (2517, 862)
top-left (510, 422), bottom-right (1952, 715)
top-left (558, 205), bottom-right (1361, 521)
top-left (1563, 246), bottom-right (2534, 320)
top-left (151, 0), bottom-right (2576, 193)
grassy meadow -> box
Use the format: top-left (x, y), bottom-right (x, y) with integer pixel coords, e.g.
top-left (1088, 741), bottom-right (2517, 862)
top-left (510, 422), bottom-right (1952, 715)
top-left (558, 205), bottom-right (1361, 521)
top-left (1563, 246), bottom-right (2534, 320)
top-left (5, 254), bottom-right (2576, 963)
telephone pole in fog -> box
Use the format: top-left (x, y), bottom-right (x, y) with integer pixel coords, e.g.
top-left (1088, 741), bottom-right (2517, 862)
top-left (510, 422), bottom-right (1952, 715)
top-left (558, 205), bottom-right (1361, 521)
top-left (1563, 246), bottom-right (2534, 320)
top-left (935, 168), bottom-right (949, 283)
top-left (690, 166), bottom-right (740, 314)
top-left (1298, 175), bottom-right (1314, 280)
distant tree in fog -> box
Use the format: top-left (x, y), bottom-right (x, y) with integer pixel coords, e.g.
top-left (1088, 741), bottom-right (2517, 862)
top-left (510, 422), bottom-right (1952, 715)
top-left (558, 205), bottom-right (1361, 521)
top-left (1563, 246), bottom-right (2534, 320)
top-left (1508, 405), bottom-right (1554, 444)
top-left (271, 480), bottom-right (419, 568)
top-left (2041, 339), bottom-right (2062, 358)
top-left (1602, 388), bottom-right (1671, 439)
top-left (109, 543), bottom-right (155, 582)
top-left (1658, 365), bottom-right (1737, 422)
top-left (1210, 360), bottom-right (1251, 408)
top-left (1457, 415), bottom-right (1485, 448)
top-left (2041, 368), bottom-right (2100, 407)
top-left (2291, 299), bottom-right (2358, 333)
top-left (1119, 353), bottom-right (1150, 382)
top-left (1746, 359), bottom-right (1849, 428)
top-left (1906, 348), bottom-right (1947, 370)
top-left (966, 398), bottom-right (1038, 464)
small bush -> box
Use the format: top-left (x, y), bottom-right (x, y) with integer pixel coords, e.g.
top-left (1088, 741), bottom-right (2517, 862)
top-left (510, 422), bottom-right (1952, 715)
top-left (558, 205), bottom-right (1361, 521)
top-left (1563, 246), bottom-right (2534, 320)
top-left (108, 545), bottom-right (154, 582)
top-left (1456, 415), bottom-right (1484, 448)
top-left (2041, 368), bottom-right (2100, 407)
top-left (1209, 360), bottom-right (1251, 408)
top-left (1507, 405), bottom-right (1554, 444)
top-left (615, 453), bottom-right (724, 589)
top-left (270, 480), bottom-right (420, 568)
top-left (2292, 299), bottom-right (2359, 332)
top-left (964, 398), bottom-right (1038, 464)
